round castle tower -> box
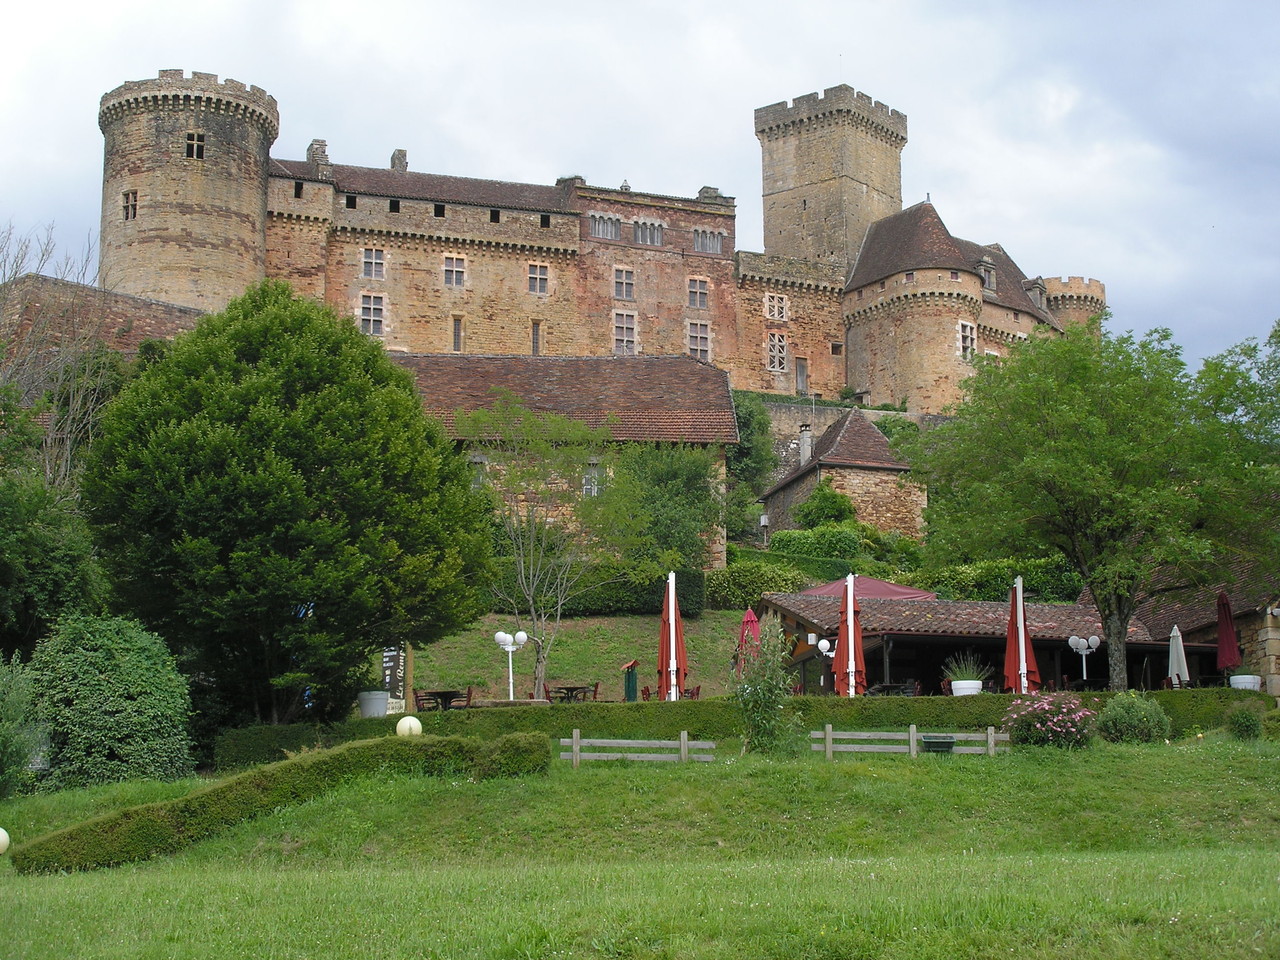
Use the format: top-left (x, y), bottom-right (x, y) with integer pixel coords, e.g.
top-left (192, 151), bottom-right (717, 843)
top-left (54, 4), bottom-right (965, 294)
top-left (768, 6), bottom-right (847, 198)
top-left (99, 70), bottom-right (279, 312)
top-left (1044, 276), bottom-right (1107, 327)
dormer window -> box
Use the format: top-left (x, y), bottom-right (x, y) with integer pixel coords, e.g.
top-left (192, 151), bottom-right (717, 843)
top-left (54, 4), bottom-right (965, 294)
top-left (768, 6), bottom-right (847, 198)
top-left (981, 265), bottom-right (996, 291)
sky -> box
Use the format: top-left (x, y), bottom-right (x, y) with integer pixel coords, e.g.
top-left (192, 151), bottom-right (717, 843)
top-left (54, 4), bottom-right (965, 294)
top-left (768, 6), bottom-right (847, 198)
top-left (2, 0), bottom-right (1277, 366)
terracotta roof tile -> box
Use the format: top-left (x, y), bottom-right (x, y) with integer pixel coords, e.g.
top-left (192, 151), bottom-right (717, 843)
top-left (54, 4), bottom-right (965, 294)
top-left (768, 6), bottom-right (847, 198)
top-left (393, 353), bottom-right (739, 444)
top-left (1131, 554), bottom-right (1279, 640)
top-left (762, 593), bottom-right (1154, 644)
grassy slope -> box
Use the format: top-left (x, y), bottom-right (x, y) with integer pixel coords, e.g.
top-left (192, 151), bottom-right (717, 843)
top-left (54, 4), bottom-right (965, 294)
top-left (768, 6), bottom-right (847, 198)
top-left (410, 610), bottom-right (746, 700)
top-left (3, 738), bottom-right (1280, 958)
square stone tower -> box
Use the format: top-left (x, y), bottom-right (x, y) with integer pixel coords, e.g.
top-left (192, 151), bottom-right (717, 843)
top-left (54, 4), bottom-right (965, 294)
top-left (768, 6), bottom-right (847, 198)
top-left (755, 86), bottom-right (907, 269)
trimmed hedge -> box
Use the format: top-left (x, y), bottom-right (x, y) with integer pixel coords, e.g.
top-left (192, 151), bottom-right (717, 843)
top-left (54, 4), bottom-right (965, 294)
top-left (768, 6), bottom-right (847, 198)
top-left (705, 561), bottom-right (806, 610)
top-left (488, 563), bottom-right (705, 619)
top-left (13, 732), bottom-right (549, 874)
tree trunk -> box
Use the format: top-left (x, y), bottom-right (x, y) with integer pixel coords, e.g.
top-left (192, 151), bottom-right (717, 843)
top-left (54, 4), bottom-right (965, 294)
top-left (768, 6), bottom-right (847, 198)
top-left (1103, 609), bottom-right (1129, 691)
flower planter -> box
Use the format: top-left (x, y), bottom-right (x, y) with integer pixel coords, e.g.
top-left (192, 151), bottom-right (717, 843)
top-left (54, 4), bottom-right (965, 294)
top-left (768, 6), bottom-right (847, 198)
top-left (1229, 674), bottom-right (1262, 692)
top-left (949, 680), bottom-right (984, 697)
top-left (357, 690), bottom-right (390, 718)
top-left (920, 734), bottom-right (955, 753)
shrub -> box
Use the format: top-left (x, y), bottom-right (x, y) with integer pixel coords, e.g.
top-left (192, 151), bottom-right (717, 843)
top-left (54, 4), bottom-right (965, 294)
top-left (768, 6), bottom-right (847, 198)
top-left (1003, 692), bottom-right (1095, 748)
top-left (1261, 710), bottom-right (1280, 742)
top-left (0, 653), bottom-right (39, 798)
top-left (907, 556), bottom-right (1083, 603)
top-left (1225, 701), bottom-right (1264, 741)
top-left (793, 478), bottom-right (856, 528)
top-left (1095, 691), bottom-right (1171, 743)
top-left (705, 561), bottom-right (806, 610)
top-left (12, 732), bottom-right (550, 874)
top-left (732, 618), bottom-right (800, 754)
top-left (31, 615), bottom-right (193, 789)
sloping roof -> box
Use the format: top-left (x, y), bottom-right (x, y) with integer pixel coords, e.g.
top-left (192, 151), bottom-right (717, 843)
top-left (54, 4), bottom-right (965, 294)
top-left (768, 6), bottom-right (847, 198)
top-left (762, 410), bottom-right (908, 498)
top-left (1131, 554), bottom-right (1278, 640)
top-left (393, 354), bottom-right (739, 444)
top-left (846, 202), bottom-right (969, 290)
top-left (272, 159), bottom-right (574, 213)
top-left (762, 593), bottom-right (1155, 645)
top-left (953, 238), bottom-right (1058, 329)
top-left (802, 575), bottom-right (936, 601)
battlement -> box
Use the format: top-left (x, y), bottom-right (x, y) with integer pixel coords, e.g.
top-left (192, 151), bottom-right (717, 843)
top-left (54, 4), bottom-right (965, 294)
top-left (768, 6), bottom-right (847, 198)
top-left (1044, 276), bottom-right (1106, 301)
top-left (99, 69), bottom-right (279, 139)
top-left (755, 85), bottom-right (907, 144)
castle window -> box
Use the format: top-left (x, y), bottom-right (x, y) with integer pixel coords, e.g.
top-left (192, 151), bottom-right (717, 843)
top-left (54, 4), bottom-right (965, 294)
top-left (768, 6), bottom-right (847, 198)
top-left (490, 209), bottom-right (501, 224)
top-left (540, 214), bottom-right (551, 228)
top-left (613, 312), bottom-right (636, 355)
top-left (950, 270), bottom-right (960, 281)
top-left (444, 256), bottom-right (465, 288)
top-left (693, 229), bottom-right (723, 254)
top-left (389, 199), bottom-right (400, 213)
top-left (293, 181), bottom-right (304, 199)
top-left (904, 271), bottom-right (915, 283)
top-left (831, 342), bottom-right (843, 356)
top-left (688, 320), bottom-right (710, 361)
top-left (765, 294), bottom-right (788, 322)
top-left (531, 321), bottom-right (542, 356)
top-left (960, 321), bottom-right (976, 361)
top-left (582, 459), bottom-right (603, 497)
top-left (981, 265), bottom-right (996, 290)
top-left (434, 203), bottom-right (445, 218)
top-left (591, 215), bottom-right (622, 240)
top-left (855, 288), bottom-right (862, 300)
top-left (452, 318), bottom-right (464, 352)
top-left (528, 263), bottom-right (549, 295)
top-left (362, 248), bottom-right (385, 280)
top-left (360, 294), bottom-right (384, 337)
top-left (345, 194), bottom-right (357, 209)
top-left (614, 268), bottom-right (634, 301)
top-left (688, 278), bottom-right (708, 309)
top-left (796, 358), bottom-right (809, 395)
top-left (634, 221), bottom-right (663, 246)
top-left (185, 133), bottom-right (205, 160)
top-left (122, 190), bottom-right (137, 221)
top-left (767, 332), bottom-right (788, 372)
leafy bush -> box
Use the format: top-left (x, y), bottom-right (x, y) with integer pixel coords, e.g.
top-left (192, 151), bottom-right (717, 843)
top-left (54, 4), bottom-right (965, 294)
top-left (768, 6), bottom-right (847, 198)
top-left (31, 616), bottom-right (192, 789)
top-left (732, 618), bottom-right (800, 754)
top-left (706, 561), bottom-right (805, 610)
top-left (0, 653), bottom-right (39, 798)
top-left (768, 521), bottom-right (922, 575)
top-left (1225, 701), bottom-right (1264, 741)
top-left (12, 732), bottom-right (550, 874)
top-left (906, 556), bottom-right (1084, 603)
top-left (793, 478), bottom-right (856, 528)
top-left (1261, 709), bottom-right (1280, 742)
top-left (1003, 693), bottom-right (1096, 748)
top-left (736, 548), bottom-right (853, 583)
top-left (1095, 691), bottom-right (1171, 743)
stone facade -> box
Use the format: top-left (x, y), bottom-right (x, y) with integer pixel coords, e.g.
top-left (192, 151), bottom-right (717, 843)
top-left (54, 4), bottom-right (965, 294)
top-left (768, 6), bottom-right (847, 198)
top-left (95, 71), bottom-right (1102, 417)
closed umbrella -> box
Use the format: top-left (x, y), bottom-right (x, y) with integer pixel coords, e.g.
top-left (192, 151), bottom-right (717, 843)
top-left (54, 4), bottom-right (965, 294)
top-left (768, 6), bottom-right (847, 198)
top-left (1215, 591), bottom-right (1242, 673)
top-left (657, 572), bottom-right (687, 701)
top-left (1002, 576), bottom-right (1041, 694)
top-left (832, 574), bottom-right (867, 696)
top-left (1168, 625), bottom-right (1189, 688)
top-left (736, 608), bottom-right (761, 677)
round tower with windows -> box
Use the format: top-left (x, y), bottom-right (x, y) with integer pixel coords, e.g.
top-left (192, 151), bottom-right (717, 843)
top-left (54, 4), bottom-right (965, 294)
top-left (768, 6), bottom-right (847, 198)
top-left (98, 70), bottom-right (279, 312)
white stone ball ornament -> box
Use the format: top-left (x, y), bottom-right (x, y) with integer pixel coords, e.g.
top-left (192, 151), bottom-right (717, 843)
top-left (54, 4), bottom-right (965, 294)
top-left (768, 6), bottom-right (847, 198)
top-left (396, 716), bottom-right (423, 737)
top-left (0, 826), bottom-right (9, 855)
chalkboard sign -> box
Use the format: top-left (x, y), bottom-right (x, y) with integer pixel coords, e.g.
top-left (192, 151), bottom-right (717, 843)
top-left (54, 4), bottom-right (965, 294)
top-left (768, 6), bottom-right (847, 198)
top-left (381, 645), bottom-right (405, 699)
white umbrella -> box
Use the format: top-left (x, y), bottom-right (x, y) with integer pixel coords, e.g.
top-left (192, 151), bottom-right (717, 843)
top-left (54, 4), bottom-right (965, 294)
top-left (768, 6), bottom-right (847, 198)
top-left (1168, 625), bottom-right (1190, 688)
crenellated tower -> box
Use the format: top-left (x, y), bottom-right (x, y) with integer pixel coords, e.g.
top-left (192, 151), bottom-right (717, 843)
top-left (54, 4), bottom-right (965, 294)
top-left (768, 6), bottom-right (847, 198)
top-left (98, 70), bottom-right (279, 311)
top-left (755, 86), bottom-right (907, 269)
top-left (1044, 276), bottom-right (1107, 327)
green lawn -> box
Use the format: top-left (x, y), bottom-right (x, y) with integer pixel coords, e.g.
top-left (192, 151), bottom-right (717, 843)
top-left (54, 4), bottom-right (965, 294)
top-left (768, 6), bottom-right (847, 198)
top-left (410, 610), bottom-right (747, 700)
top-left (3, 737), bottom-right (1279, 957)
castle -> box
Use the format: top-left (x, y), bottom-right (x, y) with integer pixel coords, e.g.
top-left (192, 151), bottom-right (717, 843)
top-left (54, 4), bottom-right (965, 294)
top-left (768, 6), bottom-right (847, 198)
top-left (94, 70), bottom-right (1104, 415)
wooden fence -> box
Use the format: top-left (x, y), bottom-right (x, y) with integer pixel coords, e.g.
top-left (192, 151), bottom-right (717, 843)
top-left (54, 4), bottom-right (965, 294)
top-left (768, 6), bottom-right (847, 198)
top-left (810, 724), bottom-right (1009, 759)
top-left (559, 729), bottom-right (715, 768)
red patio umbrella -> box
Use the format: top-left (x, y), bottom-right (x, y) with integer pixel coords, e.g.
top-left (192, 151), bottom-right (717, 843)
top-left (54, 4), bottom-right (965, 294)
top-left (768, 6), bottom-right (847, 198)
top-left (736, 608), bottom-right (761, 677)
top-left (1216, 591), bottom-right (1243, 673)
top-left (657, 572), bottom-right (687, 701)
top-left (1002, 576), bottom-right (1041, 694)
top-left (833, 574), bottom-right (867, 696)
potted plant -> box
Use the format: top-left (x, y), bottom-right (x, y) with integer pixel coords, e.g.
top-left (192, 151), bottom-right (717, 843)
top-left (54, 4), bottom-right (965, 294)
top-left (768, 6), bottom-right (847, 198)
top-left (1228, 664), bottom-right (1262, 692)
top-left (942, 652), bottom-right (993, 696)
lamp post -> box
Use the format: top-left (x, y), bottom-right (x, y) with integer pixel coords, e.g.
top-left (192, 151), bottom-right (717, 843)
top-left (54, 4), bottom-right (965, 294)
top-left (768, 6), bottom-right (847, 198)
top-left (816, 634), bottom-right (833, 689)
top-left (494, 630), bottom-right (529, 701)
top-left (1067, 634), bottom-right (1100, 682)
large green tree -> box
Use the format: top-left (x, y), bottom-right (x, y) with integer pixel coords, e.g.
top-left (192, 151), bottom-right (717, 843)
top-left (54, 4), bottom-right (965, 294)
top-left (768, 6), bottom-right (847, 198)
top-left (907, 318), bottom-right (1279, 690)
top-left (83, 282), bottom-right (491, 724)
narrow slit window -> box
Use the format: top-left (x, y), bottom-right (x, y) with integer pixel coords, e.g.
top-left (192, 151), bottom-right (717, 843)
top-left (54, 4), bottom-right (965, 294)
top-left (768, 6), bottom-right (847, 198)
top-left (293, 181), bottom-right (304, 199)
top-left (122, 190), bottom-right (137, 221)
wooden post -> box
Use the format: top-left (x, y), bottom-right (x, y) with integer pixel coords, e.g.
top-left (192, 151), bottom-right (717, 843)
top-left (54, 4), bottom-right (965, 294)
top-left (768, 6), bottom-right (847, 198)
top-left (986, 726), bottom-right (996, 756)
top-left (572, 728), bottom-right (581, 768)
top-left (909, 724), bottom-right (918, 758)
top-left (679, 730), bottom-right (689, 763)
top-left (824, 723), bottom-right (834, 762)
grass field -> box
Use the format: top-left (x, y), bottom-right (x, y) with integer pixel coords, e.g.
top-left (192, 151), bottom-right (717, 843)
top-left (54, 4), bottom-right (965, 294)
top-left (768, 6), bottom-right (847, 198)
top-left (4, 736), bottom-right (1279, 958)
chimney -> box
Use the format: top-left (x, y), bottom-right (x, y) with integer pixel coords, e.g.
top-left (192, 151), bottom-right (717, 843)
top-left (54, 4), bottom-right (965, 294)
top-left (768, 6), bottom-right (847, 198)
top-left (799, 423), bottom-right (812, 465)
top-left (390, 149), bottom-right (408, 173)
top-left (306, 139), bottom-right (332, 181)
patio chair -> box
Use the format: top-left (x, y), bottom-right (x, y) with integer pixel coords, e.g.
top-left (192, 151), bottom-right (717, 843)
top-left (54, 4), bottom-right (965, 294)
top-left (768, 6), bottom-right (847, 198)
top-left (590, 681), bottom-right (600, 701)
top-left (940, 678), bottom-right (952, 696)
top-left (641, 685), bottom-right (651, 701)
top-left (543, 683), bottom-right (553, 701)
top-left (683, 685), bottom-right (701, 700)
top-left (461, 686), bottom-right (473, 708)
top-left (413, 689), bottom-right (433, 712)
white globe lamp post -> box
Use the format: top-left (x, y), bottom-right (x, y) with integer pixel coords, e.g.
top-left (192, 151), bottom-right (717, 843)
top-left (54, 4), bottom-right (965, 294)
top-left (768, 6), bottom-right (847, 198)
top-left (494, 630), bottom-right (529, 701)
top-left (1068, 634), bottom-right (1100, 682)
